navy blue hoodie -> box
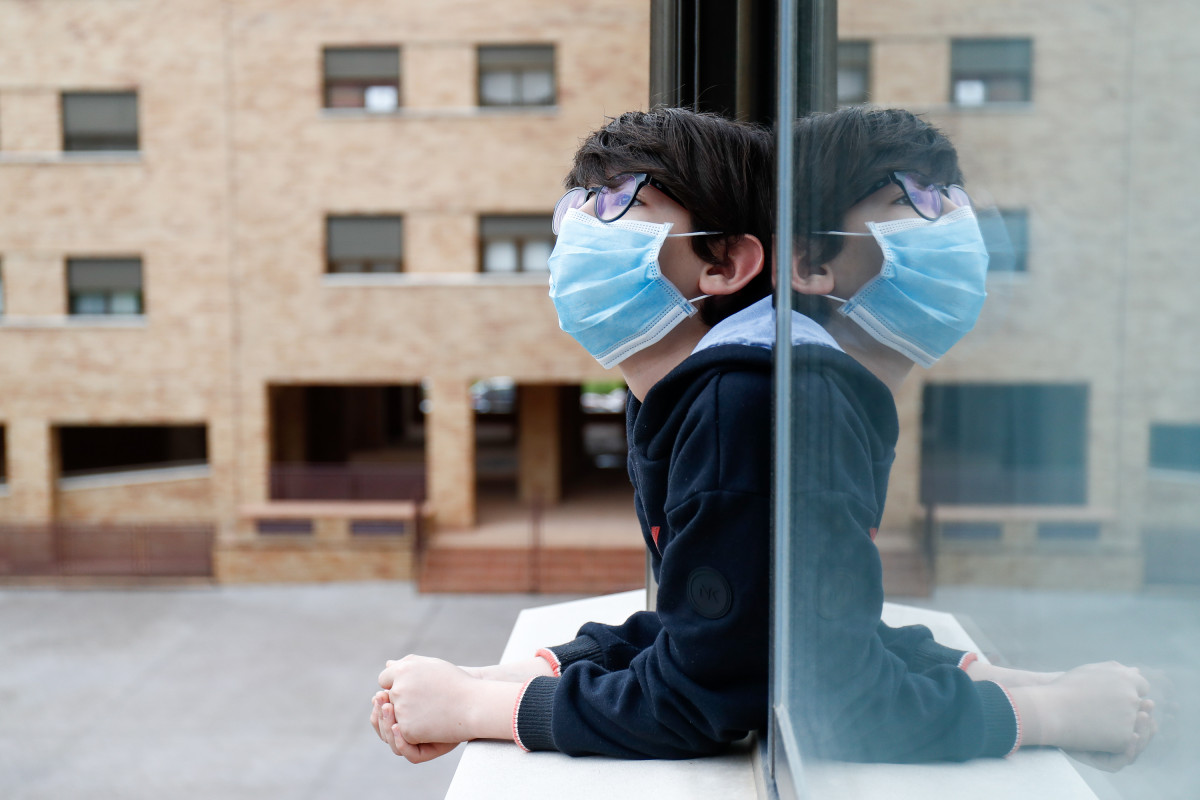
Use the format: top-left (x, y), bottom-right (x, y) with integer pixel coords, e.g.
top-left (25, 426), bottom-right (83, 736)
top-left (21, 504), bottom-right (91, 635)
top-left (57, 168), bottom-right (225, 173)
top-left (513, 298), bottom-right (1018, 762)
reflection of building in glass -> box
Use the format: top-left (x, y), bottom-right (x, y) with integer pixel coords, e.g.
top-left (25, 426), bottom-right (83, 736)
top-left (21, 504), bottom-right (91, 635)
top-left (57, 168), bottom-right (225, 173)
top-left (840, 0), bottom-right (1200, 588)
top-left (0, 0), bottom-right (647, 586)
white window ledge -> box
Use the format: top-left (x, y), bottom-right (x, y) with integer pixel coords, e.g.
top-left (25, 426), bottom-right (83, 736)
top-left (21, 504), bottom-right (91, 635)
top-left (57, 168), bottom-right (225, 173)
top-left (447, 590), bottom-right (1098, 800)
top-left (0, 151), bottom-right (143, 165)
top-left (0, 315), bottom-right (147, 329)
top-left (319, 106), bottom-right (558, 121)
top-left (58, 463), bottom-right (211, 491)
top-left (322, 272), bottom-right (548, 288)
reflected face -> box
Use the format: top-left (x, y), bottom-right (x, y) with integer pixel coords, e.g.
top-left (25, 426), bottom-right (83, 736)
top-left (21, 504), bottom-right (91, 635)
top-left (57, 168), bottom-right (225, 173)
top-left (822, 178), bottom-right (966, 298)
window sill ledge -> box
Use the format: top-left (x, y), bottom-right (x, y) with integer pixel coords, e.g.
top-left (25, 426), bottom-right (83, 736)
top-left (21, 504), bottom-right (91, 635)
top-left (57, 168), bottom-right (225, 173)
top-left (447, 591), bottom-right (1098, 800)
top-left (322, 272), bottom-right (547, 287)
top-left (319, 106), bottom-right (559, 121)
top-left (0, 315), bottom-right (147, 329)
top-left (0, 151), bottom-right (143, 165)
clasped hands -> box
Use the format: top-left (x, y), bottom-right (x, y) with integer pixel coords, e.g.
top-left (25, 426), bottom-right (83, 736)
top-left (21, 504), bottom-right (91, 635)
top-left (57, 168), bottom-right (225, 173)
top-left (369, 655), bottom-right (555, 764)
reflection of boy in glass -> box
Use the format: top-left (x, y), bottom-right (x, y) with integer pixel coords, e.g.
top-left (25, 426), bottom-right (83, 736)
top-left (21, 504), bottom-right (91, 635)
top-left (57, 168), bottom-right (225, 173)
top-left (785, 106), bottom-right (1152, 768)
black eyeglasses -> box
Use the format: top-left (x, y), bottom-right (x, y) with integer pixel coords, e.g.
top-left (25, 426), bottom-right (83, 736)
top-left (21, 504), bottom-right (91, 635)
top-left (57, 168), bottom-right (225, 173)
top-left (853, 170), bottom-right (972, 221)
top-left (552, 173), bottom-right (683, 235)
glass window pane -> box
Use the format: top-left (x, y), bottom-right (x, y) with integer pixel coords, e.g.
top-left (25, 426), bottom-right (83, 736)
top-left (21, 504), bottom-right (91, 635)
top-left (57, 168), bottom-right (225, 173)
top-left (62, 92), bottom-right (139, 151)
top-left (363, 85), bottom-right (399, 111)
top-left (480, 70), bottom-right (518, 104)
top-left (72, 293), bottom-right (107, 314)
top-left (327, 217), bottom-right (403, 260)
top-left (519, 70), bottom-right (555, 104)
top-left (521, 240), bottom-right (552, 271)
top-left (484, 240), bottom-right (518, 272)
top-left (108, 291), bottom-right (141, 314)
top-left (324, 47), bottom-right (400, 81)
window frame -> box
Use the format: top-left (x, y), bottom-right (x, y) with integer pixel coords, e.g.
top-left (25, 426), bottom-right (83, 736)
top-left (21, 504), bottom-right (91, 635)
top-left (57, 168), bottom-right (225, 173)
top-left (325, 215), bottom-right (405, 274)
top-left (61, 91), bottom-right (140, 152)
top-left (66, 257), bottom-right (145, 316)
top-left (949, 37), bottom-right (1034, 107)
top-left (477, 44), bottom-right (557, 108)
top-left (836, 40), bottom-right (871, 106)
top-left (478, 215), bottom-right (555, 273)
top-left (322, 46), bottom-right (402, 112)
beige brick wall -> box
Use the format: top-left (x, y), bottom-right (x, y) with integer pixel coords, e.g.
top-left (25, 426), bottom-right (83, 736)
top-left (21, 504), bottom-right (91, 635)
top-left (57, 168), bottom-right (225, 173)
top-left (57, 477), bottom-right (214, 523)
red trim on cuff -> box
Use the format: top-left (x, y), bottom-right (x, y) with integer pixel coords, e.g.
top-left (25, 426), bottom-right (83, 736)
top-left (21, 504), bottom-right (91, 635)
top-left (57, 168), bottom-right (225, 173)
top-left (512, 678), bottom-right (535, 752)
top-left (958, 652), bottom-right (979, 672)
top-left (998, 684), bottom-right (1022, 757)
top-left (535, 648), bottom-right (562, 677)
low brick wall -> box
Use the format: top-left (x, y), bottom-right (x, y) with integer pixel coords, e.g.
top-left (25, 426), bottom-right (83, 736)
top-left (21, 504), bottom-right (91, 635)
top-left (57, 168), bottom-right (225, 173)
top-left (419, 546), bottom-right (644, 594)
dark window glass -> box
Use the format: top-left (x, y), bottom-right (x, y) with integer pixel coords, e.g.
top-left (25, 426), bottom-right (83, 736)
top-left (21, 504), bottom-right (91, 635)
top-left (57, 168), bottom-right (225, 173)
top-left (942, 521), bottom-right (1003, 541)
top-left (326, 216), bottom-right (403, 273)
top-left (478, 45), bottom-right (556, 107)
top-left (62, 92), bottom-right (139, 152)
top-left (67, 258), bottom-right (143, 315)
top-left (837, 41), bottom-right (870, 105)
top-left (921, 384), bottom-right (1088, 505)
top-left (1149, 424), bottom-right (1200, 472)
top-left (1038, 522), bottom-right (1101, 541)
top-left (0, 425), bottom-right (6, 483)
top-left (950, 38), bottom-right (1032, 105)
top-left (480, 215), bottom-right (554, 272)
top-left (58, 425), bottom-right (207, 476)
top-left (323, 47), bottom-right (401, 111)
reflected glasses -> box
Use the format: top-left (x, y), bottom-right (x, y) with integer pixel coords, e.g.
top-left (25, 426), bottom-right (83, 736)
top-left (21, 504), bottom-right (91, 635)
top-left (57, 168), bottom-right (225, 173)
top-left (552, 173), bottom-right (682, 235)
top-left (854, 170), bottom-right (972, 221)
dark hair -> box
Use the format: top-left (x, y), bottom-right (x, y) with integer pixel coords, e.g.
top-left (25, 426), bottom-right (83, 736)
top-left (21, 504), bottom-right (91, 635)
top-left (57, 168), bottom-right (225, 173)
top-left (566, 108), bottom-right (775, 325)
top-left (792, 107), bottom-right (963, 320)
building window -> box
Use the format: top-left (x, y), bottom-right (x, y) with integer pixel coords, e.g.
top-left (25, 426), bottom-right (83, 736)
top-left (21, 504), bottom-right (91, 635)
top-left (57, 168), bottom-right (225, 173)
top-left (478, 45), bottom-right (556, 107)
top-left (323, 47), bottom-right (400, 111)
top-left (62, 92), bottom-right (139, 152)
top-left (950, 38), bottom-right (1032, 106)
top-left (326, 216), bottom-right (403, 273)
top-left (837, 41), bottom-right (870, 106)
top-left (480, 215), bottom-right (554, 272)
top-left (1149, 424), bottom-right (1200, 473)
top-left (67, 258), bottom-right (144, 315)
top-left (58, 425), bottom-right (207, 477)
top-left (921, 384), bottom-right (1088, 505)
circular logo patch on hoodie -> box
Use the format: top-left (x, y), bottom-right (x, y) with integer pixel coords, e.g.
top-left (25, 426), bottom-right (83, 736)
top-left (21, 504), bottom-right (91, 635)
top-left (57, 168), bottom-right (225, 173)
top-left (687, 567), bottom-right (732, 619)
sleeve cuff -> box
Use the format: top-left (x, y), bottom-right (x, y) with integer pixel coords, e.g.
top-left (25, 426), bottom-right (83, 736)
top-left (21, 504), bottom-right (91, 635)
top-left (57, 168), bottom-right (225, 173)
top-left (513, 675), bottom-right (558, 752)
top-left (976, 680), bottom-right (1022, 758)
top-left (958, 652), bottom-right (979, 672)
top-left (910, 638), bottom-right (971, 672)
top-left (546, 634), bottom-right (604, 669)
top-left (535, 648), bottom-right (562, 676)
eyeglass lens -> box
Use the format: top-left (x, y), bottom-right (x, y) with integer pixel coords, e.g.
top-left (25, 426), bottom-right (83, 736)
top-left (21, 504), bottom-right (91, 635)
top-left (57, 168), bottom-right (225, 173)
top-left (552, 187), bottom-right (589, 235)
top-left (594, 174), bottom-right (642, 222)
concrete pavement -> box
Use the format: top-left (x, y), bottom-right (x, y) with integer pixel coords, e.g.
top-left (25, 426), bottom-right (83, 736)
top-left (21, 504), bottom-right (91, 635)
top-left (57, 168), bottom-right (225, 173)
top-left (1, 581), bottom-right (1196, 799)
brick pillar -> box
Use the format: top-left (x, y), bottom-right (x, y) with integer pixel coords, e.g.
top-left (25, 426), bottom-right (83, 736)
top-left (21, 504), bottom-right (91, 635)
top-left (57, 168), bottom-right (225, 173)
top-left (7, 418), bottom-right (57, 522)
top-left (426, 378), bottom-right (475, 528)
top-left (518, 384), bottom-right (562, 505)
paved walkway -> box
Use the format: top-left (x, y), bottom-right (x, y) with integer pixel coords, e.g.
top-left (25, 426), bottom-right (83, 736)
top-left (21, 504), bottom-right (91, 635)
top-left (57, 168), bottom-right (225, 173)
top-left (1, 582), bottom-right (1196, 799)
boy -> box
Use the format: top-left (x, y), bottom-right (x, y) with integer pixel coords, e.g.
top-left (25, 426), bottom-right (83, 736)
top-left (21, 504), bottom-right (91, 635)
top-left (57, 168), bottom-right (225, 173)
top-left (370, 107), bottom-right (1152, 767)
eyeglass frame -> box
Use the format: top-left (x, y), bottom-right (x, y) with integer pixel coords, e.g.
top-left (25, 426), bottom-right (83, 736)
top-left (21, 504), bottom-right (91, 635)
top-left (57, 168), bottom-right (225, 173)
top-left (850, 170), bottom-right (972, 222)
top-left (552, 172), bottom-right (685, 235)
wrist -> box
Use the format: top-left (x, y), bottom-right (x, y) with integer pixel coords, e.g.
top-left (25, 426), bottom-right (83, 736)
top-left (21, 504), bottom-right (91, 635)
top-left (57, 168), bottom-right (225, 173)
top-left (465, 678), bottom-right (524, 741)
top-left (1008, 685), bottom-right (1053, 747)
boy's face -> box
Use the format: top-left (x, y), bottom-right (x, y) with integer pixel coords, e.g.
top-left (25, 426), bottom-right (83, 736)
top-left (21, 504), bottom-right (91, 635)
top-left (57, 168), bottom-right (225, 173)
top-left (818, 176), bottom-right (967, 299)
top-left (576, 178), bottom-right (711, 299)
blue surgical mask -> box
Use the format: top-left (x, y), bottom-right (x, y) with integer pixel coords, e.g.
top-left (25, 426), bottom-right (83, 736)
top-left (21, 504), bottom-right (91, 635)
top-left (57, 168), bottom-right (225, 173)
top-left (548, 208), bottom-right (716, 368)
top-left (822, 207), bottom-right (989, 367)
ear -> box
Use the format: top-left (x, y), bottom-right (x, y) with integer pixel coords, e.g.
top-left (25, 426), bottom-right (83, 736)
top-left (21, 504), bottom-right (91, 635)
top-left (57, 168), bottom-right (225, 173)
top-left (696, 234), bottom-right (765, 296)
top-left (790, 242), bottom-right (835, 296)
